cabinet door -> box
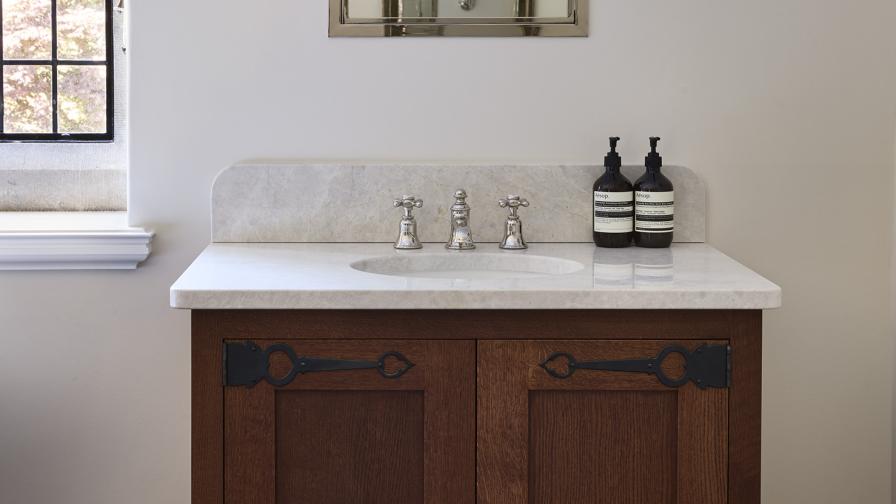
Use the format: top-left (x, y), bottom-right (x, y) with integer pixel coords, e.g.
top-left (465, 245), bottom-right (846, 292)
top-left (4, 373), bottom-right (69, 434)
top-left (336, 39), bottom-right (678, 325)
top-left (478, 340), bottom-right (728, 504)
top-left (223, 339), bottom-right (475, 504)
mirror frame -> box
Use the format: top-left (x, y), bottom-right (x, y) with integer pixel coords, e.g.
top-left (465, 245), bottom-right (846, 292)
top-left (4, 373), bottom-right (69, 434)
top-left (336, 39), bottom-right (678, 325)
top-left (329, 0), bottom-right (588, 37)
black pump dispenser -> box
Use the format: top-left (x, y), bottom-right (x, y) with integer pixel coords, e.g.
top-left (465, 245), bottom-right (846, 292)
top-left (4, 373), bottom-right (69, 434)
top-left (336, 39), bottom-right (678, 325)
top-left (604, 137), bottom-right (622, 170)
top-left (634, 137), bottom-right (674, 248)
top-left (592, 137), bottom-right (633, 248)
top-left (645, 136), bottom-right (662, 170)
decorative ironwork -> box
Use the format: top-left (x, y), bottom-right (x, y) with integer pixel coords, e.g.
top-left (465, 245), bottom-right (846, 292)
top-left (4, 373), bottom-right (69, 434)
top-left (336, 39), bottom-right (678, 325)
top-left (224, 341), bottom-right (415, 388)
top-left (539, 344), bottom-right (730, 389)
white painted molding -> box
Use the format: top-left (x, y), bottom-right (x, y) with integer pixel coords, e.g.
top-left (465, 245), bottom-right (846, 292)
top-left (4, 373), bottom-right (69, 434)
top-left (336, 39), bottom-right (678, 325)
top-left (0, 229), bottom-right (153, 270)
top-left (0, 213), bottom-right (153, 270)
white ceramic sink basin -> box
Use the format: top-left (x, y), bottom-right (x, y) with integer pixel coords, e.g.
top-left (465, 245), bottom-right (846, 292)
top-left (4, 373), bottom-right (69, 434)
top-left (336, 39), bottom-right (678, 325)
top-left (350, 252), bottom-right (585, 280)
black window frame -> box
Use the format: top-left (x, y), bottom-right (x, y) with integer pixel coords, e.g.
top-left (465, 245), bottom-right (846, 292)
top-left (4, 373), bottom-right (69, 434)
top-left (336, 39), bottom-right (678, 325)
top-left (0, 0), bottom-right (114, 142)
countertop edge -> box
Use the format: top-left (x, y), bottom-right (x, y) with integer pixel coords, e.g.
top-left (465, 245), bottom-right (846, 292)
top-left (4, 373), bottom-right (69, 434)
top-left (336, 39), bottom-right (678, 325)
top-left (169, 287), bottom-right (783, 310)
top-left (168, 243), bottom-right (782, 310)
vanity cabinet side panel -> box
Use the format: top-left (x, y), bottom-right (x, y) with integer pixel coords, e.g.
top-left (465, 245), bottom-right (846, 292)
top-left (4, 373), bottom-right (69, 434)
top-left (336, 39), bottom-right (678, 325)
top-left (729, 310), bottom-right (762, 504)
top-left (192, 311), bottom-right (224, 504)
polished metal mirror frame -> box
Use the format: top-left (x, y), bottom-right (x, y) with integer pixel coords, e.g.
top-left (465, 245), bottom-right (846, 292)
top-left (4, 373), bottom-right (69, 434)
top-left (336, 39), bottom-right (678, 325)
top-left (329, 0), bottom-right (587, 37)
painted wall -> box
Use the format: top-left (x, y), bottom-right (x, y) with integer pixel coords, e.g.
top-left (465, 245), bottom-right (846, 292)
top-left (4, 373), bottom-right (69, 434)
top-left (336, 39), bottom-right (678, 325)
top-left (1, 0), bottom-right (895, 503)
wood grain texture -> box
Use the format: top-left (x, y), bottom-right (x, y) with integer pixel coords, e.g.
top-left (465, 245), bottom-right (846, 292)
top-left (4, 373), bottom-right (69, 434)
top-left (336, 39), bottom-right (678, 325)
top-left (225, 384), bottom-right (275, 504)
top-left (424, 340), bottom-right (476, 504)
top-left (678, 385), bottom-right (728, 503)
top-left (192, 311), bottom-right (223, 504)
top-left (193, 309), bottom-right (762, 504)
top-left (199, 309), bottom-right (733, 341)
top-left (275, 391), bottom-right (424, 504)
top-left (528, 390), bottom-right (678, 504)
top-left (478, 341), bottom-right (529, 503)
top-left (223, 339), bottom-right (475, 504)
top-left (478, 339), bottom-right (730, 504)
top-left (728, 311), bottom-right (762, 504)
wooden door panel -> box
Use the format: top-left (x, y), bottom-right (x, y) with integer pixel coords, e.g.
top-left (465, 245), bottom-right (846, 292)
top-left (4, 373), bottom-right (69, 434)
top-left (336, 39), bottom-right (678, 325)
top-left (224, 339), bottom-right (475, 504)
top-left (276, 390), bottom-right (424, 503)
top-left (478, 340), bottom-right (728, 504)
top-left (528, 390), bottom-right (678, 504)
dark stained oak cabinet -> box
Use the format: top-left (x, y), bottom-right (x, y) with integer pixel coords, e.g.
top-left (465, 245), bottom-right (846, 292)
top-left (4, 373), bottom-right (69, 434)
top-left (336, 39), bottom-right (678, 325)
top-left (478, 340), bottom-right (728, 504)
top-left (192, 310), bottom-right (762, 504)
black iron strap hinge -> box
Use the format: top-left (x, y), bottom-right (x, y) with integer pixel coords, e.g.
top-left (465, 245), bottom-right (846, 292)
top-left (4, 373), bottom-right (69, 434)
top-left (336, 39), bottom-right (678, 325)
top-left (224, 341), bottom-right (414, 388)
top-left (540, 344), bottom-right (731, 389)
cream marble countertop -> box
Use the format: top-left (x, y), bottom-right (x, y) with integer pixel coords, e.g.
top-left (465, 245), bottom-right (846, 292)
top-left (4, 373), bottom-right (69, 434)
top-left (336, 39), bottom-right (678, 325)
top-left (170, 243), bottom-right (780, 310)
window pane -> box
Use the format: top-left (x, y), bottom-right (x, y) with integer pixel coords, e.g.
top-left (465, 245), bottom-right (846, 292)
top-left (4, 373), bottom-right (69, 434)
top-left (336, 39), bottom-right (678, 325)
top-left (3, 64), bottom-right (52, 133)
top-left (57, 0), bottom-right (106, 61)
top-left (58, 65), bottom-right (107, 133)
top-left (2, 0), bottom-right (52, 60)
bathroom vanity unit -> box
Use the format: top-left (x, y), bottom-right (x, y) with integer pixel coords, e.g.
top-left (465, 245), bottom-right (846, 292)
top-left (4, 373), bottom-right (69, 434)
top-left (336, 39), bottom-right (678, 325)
top-left (172, 163), bottom-right (780, 504)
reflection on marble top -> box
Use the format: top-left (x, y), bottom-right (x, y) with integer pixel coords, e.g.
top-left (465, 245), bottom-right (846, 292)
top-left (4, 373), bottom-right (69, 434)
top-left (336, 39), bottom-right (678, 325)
top-left (170, 243), bottom-right (781, 310)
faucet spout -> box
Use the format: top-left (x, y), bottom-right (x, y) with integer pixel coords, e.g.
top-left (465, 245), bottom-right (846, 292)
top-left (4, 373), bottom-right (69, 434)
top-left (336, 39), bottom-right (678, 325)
top-left (446, 189), bottom-right (476, 250)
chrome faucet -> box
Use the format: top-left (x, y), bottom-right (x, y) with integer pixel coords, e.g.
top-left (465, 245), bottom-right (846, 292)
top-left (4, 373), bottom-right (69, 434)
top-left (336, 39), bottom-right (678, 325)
top-left (445, 189), bottom-right (476, 250)
top-left (498, 195), bottom-right (529, 250)
top-left (392, 195), bottom-right (423, 249)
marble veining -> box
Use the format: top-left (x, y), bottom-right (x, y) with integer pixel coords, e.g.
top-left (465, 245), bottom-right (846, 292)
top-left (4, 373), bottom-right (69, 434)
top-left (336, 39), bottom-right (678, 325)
top-left (170, 243), bottom-right (781, 310)
top-left (211, 163), bottom-right (706, 244)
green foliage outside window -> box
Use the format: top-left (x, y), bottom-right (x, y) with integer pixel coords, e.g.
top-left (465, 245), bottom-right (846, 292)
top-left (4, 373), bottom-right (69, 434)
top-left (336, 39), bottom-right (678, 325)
top-left (1, 0), bottom-right (110, 138)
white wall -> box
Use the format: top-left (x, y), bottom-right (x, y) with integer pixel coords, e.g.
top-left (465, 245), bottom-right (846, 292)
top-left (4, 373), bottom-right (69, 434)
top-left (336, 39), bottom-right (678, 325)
top-left (893, 127), bottom-right (896, 503)
top-left (1, 0), bottom-right (895, 503)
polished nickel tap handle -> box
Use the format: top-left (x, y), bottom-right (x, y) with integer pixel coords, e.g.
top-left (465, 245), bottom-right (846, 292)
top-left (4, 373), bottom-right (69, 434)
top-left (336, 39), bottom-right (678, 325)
top-left (393, 195), bottom-right (423, 216)
top-left (498, 195), bottom-right (529, 250)
top-left (498, 195), bottom-right (529, 214)
top-left (392, 195), bottom-right (423, 250)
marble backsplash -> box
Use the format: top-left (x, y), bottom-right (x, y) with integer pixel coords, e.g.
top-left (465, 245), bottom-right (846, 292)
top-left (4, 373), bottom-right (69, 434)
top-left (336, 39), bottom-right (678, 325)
top-left (211, 163), bottom-right (705, 243)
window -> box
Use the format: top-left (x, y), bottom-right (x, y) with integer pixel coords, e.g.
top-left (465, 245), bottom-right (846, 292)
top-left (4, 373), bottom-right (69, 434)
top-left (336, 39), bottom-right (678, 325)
top-left (0, 0), bottom-right (113, 141)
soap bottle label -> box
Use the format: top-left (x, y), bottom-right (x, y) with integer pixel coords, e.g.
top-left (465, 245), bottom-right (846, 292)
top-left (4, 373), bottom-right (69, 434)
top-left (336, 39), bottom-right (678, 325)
top-left (635, 191), bottom-right (674, 233)
top-left (593, 191), bottom-right (634, 233)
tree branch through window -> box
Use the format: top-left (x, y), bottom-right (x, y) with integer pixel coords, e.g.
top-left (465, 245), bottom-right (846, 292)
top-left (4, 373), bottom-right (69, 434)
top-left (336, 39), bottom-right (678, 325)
top-left (1, 0), bottom-right (112, 141)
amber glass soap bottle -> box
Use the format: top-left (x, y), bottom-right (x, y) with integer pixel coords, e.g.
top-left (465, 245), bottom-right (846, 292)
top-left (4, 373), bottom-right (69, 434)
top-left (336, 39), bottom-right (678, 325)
top-left (593, 137), bottom-right (634, 248)
top-left (633, 137), bottom-right (674, 248)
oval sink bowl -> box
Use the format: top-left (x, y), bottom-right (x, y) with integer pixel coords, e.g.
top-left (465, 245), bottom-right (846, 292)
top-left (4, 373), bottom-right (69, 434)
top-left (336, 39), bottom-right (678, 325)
top-left (350, 252), bottom-right (584, 280)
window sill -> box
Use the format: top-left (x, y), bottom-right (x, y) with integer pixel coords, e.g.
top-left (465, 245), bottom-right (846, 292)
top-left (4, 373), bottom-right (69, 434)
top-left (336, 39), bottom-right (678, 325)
top-left (0, 212), bottom-right (153, 270)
